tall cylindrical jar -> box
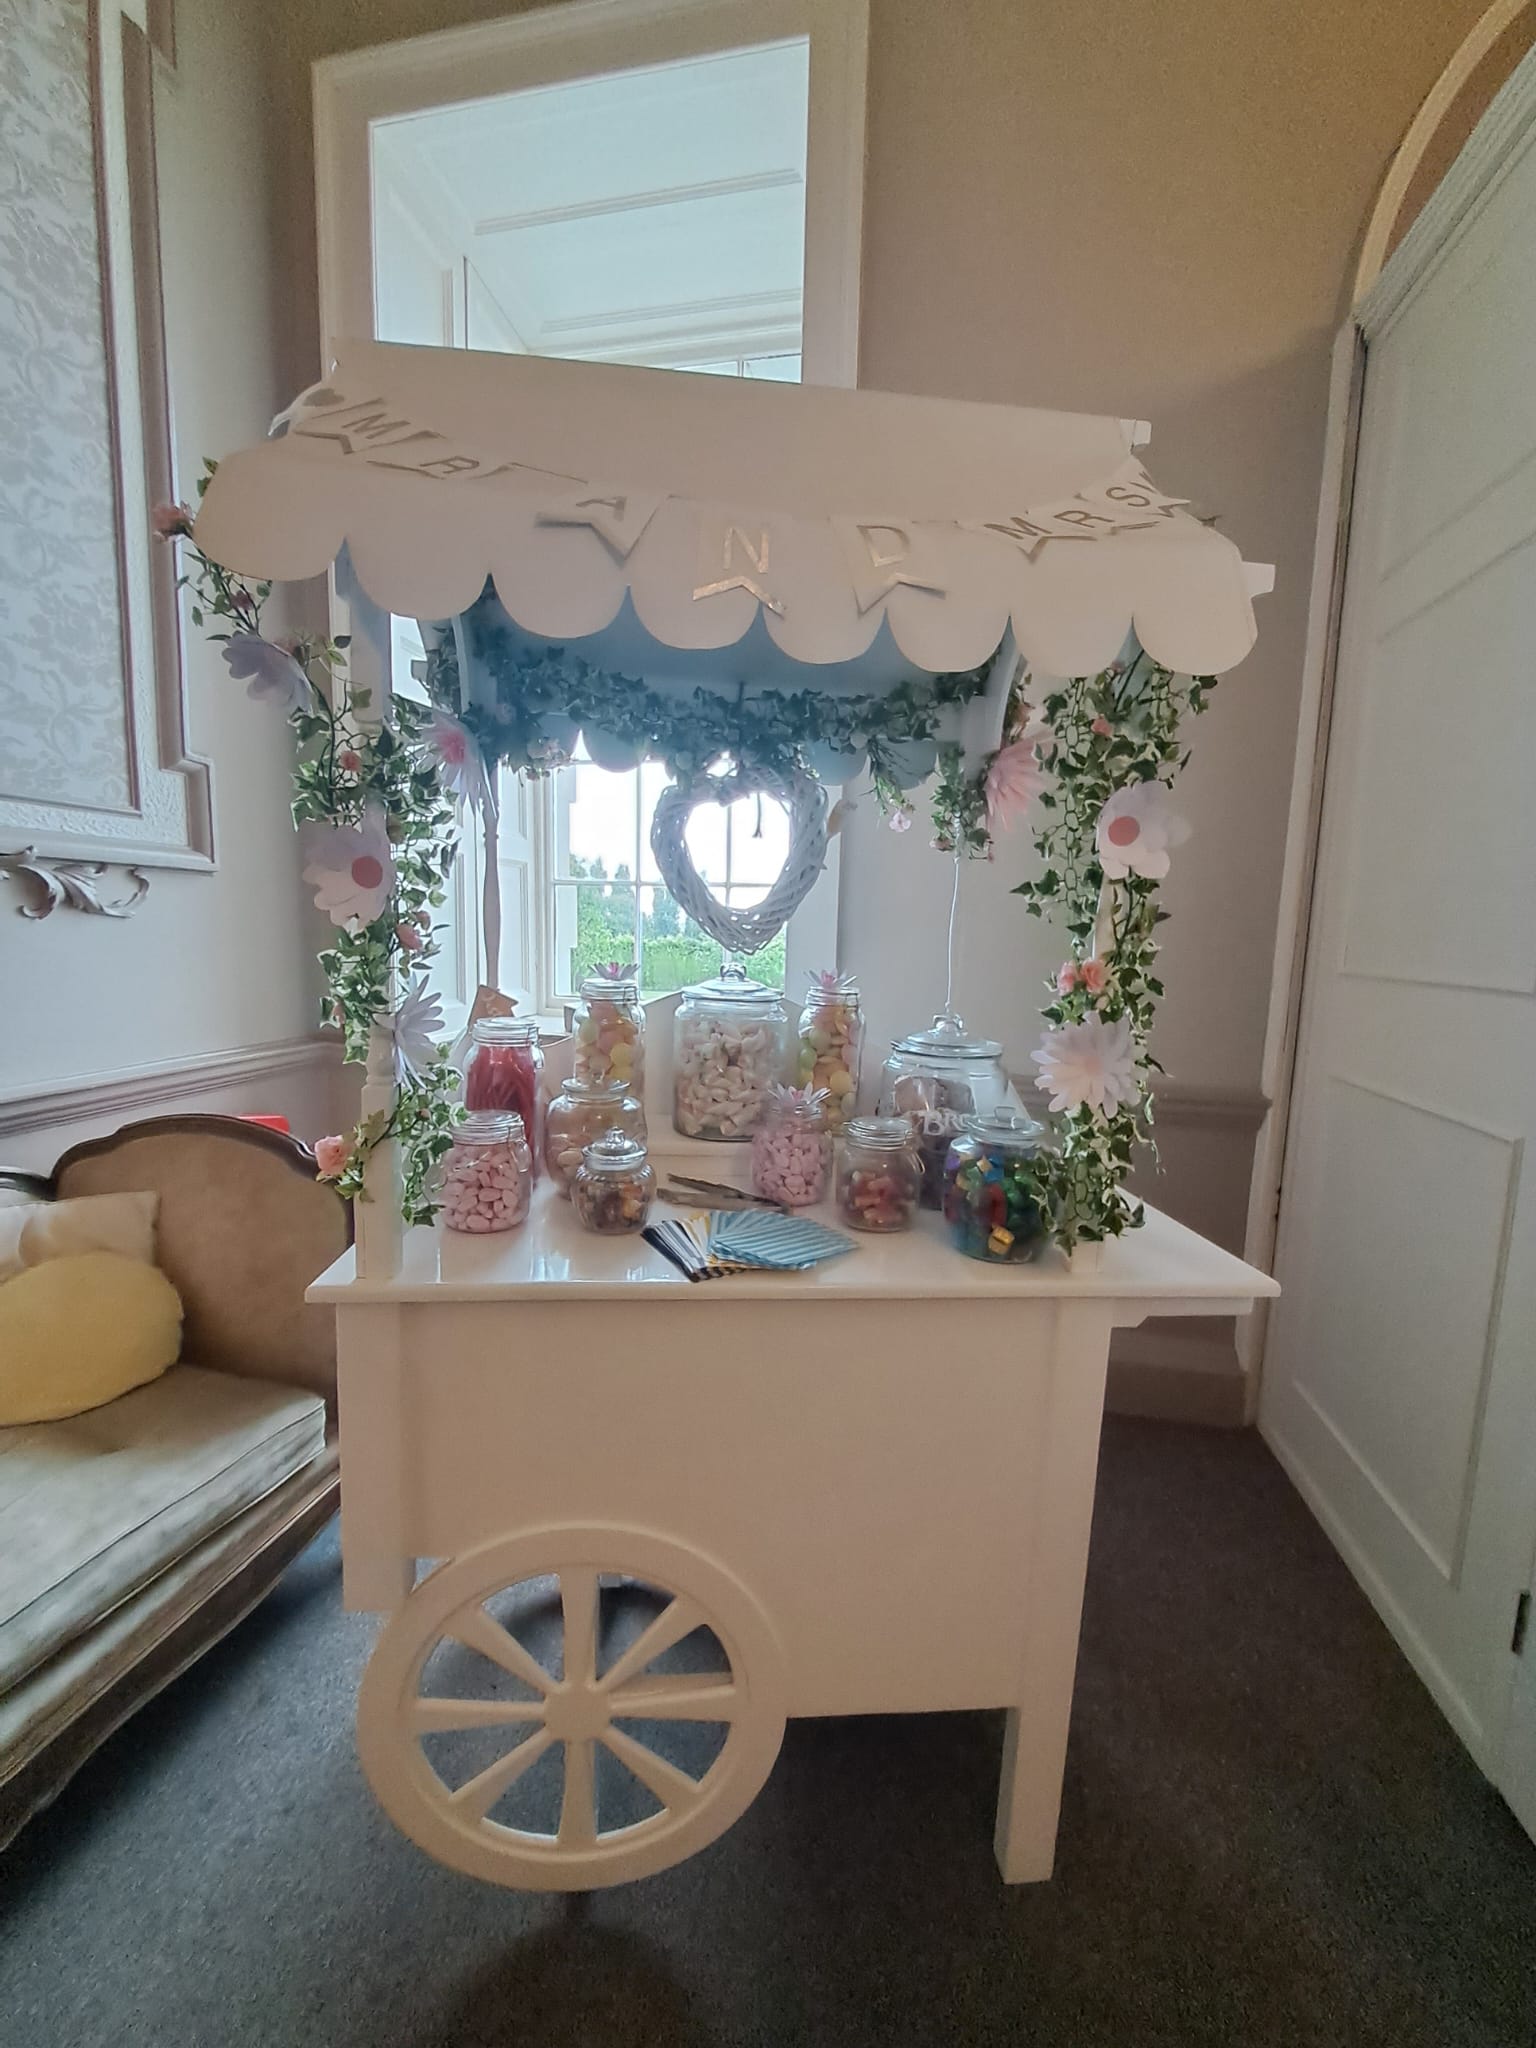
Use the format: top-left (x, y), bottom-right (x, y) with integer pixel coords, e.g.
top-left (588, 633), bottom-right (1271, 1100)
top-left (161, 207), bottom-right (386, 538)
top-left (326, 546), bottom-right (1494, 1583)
top-left (463, 1018), bottom-right (545, 1179)
top-left (877, 1011), bottom-right (1011, 1208)
top-left (572, 969), bottom-right (645, 1097)
top-left (543, 1076), bottom-right (646, 1196)
top-left (750, 1085), bottom-right (832, 1208)
top-left (440, 1111), bottom-right (532, 1234)
top-left (672, 965), bottom-right (789, 1141)
top-left (794, 972), bottom-right (863, 1131)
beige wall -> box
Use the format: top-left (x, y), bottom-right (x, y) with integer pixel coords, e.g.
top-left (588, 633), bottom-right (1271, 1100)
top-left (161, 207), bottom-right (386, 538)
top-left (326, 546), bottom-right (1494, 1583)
top-left (0, 0), bottom-right (326, 1163)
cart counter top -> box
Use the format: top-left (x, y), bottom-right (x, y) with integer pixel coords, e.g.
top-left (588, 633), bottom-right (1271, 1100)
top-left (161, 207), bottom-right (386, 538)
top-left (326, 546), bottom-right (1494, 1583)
top-left (308, 1174), bottom-right (1277, 1311)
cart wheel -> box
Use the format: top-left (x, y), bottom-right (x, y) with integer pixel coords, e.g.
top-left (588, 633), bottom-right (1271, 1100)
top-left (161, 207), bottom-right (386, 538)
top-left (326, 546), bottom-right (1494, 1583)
top-left (356, 1525), bottom-right (787, 1889)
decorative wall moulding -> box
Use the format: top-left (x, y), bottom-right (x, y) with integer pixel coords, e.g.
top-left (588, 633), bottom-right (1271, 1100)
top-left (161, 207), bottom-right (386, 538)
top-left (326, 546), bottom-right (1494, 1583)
top-left (0, 847), bottom-right (150, 921)
top-left (0, 1), bottom-right (212, 871)
top-left (0, 1033), bottom-right (341, 1140)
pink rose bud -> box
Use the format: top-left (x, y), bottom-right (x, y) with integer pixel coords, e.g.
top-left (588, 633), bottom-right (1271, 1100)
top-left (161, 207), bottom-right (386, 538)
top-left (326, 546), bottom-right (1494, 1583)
top-left (1081, 958), bottom-right (1109, 995)
top-left (314, 1134), bottom-right (350, 1179)
top-left (338, 749), bottom-right (362, 773)
top-left (1091, 716), bottom-right (1113, 737)
top-left (1057, 963), bottom-right (1078, 995)
top-left (395, 921), bottom-right (423, 952)
top-left (888, 807), bottom-right (914, 834)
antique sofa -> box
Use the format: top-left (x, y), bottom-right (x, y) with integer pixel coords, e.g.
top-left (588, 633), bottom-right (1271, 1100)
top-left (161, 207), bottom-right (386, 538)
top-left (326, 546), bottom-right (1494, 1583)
top-left (0, 1116), bottom-right (347, 1848)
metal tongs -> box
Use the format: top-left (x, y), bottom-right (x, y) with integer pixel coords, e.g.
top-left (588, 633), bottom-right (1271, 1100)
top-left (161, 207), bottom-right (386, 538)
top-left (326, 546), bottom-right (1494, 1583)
top-left (654, 1172), bottom-right (791, 1216)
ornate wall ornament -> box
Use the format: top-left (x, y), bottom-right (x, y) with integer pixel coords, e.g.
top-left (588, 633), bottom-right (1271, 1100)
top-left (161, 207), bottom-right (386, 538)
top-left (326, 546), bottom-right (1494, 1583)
top-left (0, 848), bottom-right (150, 920)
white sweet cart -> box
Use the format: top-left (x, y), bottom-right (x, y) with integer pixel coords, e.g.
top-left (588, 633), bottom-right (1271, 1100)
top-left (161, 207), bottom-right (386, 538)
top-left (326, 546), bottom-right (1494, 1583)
top-left (194, 344), bottom-right (1277, 1888)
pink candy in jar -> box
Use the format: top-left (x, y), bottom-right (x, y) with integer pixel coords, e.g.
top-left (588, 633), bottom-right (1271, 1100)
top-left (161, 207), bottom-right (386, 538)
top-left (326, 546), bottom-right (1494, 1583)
top-left (750, 1084), bottom-right (831, 1209)
top-left (440, 1112), bottom-right (532, 1234)
top-left (463, 1017), bottom-right (544, 1179)
top-left (836, 1116), bottom-right (922, 1233)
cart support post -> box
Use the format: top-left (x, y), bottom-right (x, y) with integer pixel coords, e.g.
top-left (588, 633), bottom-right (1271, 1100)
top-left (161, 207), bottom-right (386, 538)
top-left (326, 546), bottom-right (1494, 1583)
top-left (337, 1305), bottom-right (415, 1612)
top-left (994, 1301), bottom-right (1113, 1882)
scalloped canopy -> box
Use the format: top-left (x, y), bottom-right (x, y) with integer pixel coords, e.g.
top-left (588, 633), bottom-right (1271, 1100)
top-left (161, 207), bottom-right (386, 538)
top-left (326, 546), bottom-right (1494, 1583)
top-left (193, 340), bottom-right (1270, 684)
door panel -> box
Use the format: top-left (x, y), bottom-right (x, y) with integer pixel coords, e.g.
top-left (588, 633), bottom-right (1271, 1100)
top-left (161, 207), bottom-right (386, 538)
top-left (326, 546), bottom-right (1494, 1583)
top-left (1263, 120), bottom-right (1536, 1800)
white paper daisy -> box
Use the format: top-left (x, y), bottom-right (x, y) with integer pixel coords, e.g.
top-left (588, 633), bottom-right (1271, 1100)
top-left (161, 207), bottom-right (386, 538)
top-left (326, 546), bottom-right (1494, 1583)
top-left (1032, 1013), bottom-right (1141, 1116)
top-left (1095, 780), bottom-right (1190, 881)
top-left (299, 800), bottom-right (395, 928)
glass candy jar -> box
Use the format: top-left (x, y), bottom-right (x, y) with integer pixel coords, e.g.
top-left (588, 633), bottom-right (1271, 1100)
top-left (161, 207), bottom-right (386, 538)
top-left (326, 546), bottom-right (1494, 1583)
top-left (544, 1076), bottom-right (646, 1197)
top-left (572, 969), bottom-right (645, 1097)
top-left (440, 1112), bottom-right (532, 1235)
top-left (571, 1128), bottom-right (656, 1235)
top-left (794, 972), bottom-right (863, 1132)
top-left (672, 965), bottom-right (789, 1141)
top-left (878, 1011), bottom-right (1011, 1208)
top-left (751, 1085), bottom-right (832, 1209)
top-left (836, 1116), bottom-right (922, 1233)
top-left (463, 1018), bottom-right (545, 1179)
top-left (942, 1108), bottom-right (1053, 1264)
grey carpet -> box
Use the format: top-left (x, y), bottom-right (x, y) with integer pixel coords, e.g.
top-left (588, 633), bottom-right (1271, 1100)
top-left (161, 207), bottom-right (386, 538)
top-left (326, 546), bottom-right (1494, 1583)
top-left (2, 1417), bottom-right (1532, 2048)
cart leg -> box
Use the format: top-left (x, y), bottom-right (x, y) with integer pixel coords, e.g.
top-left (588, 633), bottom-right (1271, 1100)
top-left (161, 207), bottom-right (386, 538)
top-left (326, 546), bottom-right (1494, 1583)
top-left (338, 1306), bottom-right (416, 1614)
top-left (994, 1303), bottom-right (1113, 1883)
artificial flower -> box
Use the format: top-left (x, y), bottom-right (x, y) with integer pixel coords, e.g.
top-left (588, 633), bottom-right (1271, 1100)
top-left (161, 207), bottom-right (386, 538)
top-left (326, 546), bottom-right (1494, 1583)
top-left (1095, 779), bottom-right (1190, 881)
top-left (221, 632), bottom-right (311, 714)
top-left (388, 976), bottom-right (446, 1085)
top-left (151, 500), bottom-right (195, 540)
top-left (1056, 963), bottom-right (1078, 996)
top-left (888, 806), bottom-right (913, 833)
top-left (396, 921), bottom-right (423, 953)
top-left (338, 748), bottom-right (362, 774)
top-left (299, 800), bottom-right (395, 927)
top-left (1032, 1013), bottom-right (1140, 1116)
top-left (1080, 957), bottom-right (1109, 996)
top-left (425, 710), bottom-right (492, 812)
top-left (314, 1134), bottom-right (351, 1180)
top-left (985, 735), bottom-right (1049, 834)
top-left (1090, 716), bottom-right (1113, 738)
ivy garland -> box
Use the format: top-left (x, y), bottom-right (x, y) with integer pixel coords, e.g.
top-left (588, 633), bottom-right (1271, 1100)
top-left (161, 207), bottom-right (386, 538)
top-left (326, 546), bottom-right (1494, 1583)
top-left (160, 465), bottom-right (463, 1222)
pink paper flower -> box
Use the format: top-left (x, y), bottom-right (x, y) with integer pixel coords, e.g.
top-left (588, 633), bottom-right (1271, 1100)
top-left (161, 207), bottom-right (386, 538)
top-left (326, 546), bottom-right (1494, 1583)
top-left (314, 1134), bottom-right (351, 1180)
top-left (299, 800), bottom-right (395, 927)
top-left (888, 806), bottom-right (913, 833)
top-left (985, 737), bottom-right (1049, 834)
top-left (1095, 780), bottom-right (1191, 881)
top-left (425, 710), bottom-right (491, 811)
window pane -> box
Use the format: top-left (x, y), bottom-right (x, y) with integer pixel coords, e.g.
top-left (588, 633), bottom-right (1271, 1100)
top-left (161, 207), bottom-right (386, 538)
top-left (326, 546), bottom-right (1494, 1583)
top-left (559, 757), bottom-right (640, 883)
top-left (638, 759), bottom-right (670, 883)
top-left (556, 880), bottom-right (640, 1000)
top-left (682, 796), bottom-right (730, 887)
top-left (639, 885), bottom-right (716, 994)
top-left (724, 790), bottom-right (791, 886)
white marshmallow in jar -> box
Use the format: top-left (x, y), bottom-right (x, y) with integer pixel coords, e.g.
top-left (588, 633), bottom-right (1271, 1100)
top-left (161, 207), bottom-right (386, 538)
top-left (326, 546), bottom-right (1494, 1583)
top-left (671, 964), bottom-right (790, 1142)
top-left (543, 1075), bottom-right (646, 1197)
top-left (440, 1111), bottom-right (532, 1235)
top-left (571, 966), bottom-right (645, 1097)
top-left (750, 1084), bottom-right (832, 1208)
top-left (795, 970), bottom-right (863, 1131)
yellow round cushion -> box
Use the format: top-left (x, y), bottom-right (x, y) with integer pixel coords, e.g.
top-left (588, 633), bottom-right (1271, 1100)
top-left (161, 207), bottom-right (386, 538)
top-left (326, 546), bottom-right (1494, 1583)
top-left (0, 1252), bottom-right (182, 1425)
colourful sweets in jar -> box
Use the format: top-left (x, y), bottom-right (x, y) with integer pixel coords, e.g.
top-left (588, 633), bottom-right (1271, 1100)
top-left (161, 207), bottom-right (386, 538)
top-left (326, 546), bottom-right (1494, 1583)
top-left (463, 1018), bottom-right (544, 1179)
top-left (836, 1116), bottom-right (922, 1233)
top-left (543, 1075), bottom-right (645, 1197)
top-left (571, 1128), bottom-right (656, 1235)
top-left (942, 1108), bottom-right (1053, 1263)
top-left (440, 1112), bottom-right (532, 1235)
top-left (750, 1085), bottom-right (832, 1208)
top-left (795, 971), bottom-right (863, 1132)
top-left (572, 968), bottom-right (645, 1097)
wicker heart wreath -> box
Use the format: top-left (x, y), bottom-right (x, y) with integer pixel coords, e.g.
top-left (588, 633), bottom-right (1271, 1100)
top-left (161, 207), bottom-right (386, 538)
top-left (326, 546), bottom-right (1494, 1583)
top-left (648, 765), bottom-right (829, 955)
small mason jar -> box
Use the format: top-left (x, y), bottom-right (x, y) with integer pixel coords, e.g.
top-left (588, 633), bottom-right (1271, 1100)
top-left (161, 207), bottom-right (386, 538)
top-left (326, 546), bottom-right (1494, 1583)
top-left (877, 1011), bottom-right (1011, 1208)
top-left (750, 1085), bottom-right (832, 1209)
top-left (543, 1075), bottom-right (647, 1197)
top-left (571, 1127), bottom-right (656, 1235)
top-left (672, 964), bottom-right (790, 1141)
top-left (942, 1107), bottom-right (1054, 1263)
top-left (571, 970), bottom-right (645, 1097)
top-left (794, 972), bottom-right (863, 1132)
top-left (463, 1018), bottom-right (545, 1178)
top-left (440, 1111), bottom-right (532, 1235)
top-left (835, 1115), bottom-right (922, 1233)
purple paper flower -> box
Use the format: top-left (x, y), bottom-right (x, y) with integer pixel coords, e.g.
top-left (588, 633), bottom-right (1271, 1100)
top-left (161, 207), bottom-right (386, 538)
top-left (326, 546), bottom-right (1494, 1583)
top-left (221, 633), bottom-right (312, 714)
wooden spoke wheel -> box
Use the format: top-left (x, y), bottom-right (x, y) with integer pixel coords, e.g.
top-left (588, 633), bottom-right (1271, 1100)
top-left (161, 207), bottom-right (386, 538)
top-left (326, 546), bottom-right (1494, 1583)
top-left (356, 1526), bottom-right (787, 1889)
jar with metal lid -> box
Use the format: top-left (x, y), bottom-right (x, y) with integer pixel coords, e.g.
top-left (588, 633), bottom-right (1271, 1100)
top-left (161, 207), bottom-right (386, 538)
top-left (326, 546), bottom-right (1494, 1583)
top-left (544, 1076), bottom-right (646, 1197)
top-left (571, 1127), bottom-right (656, 1235)
top-left (672, 964), bottom-right (789, 1141)
top-left (751, 1085), bottom-right (832, 1209)
top-left (572, 967), bottom-right (645, 1096)
top-left (835, 1115), bottom-right (922, 1233)
top-left (877, 1010), bottom-right (1012, 1208)
top-left (942, 1107), bottom-right (1054, 1263)
top-left (440, 1111), bottom-right (532, 1235)
top-left (463, 1017), bottom-right (545, 1178)
top-left (794, 971), bottom-right (863, 1131)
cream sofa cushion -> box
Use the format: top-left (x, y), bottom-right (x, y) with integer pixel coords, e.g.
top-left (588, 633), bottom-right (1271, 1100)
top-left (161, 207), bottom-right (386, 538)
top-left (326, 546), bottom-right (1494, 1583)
top-left (0, 1191), bottom-right (158, 1283)
top-left (0, 1365), bottom-right (327, 1693)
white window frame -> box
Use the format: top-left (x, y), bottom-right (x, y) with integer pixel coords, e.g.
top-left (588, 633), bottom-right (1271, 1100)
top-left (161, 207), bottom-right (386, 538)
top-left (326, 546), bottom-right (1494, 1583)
top-left (314, 0), bottom-right (866, 1027)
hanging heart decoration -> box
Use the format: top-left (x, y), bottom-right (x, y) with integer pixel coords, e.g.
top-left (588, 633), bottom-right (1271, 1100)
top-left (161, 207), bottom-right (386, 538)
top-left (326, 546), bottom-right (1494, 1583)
top-left (649, 764), bottom-right (829, 955)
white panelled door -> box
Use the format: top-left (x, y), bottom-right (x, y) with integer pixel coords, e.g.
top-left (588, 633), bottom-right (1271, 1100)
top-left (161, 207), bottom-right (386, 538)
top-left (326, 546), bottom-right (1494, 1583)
top-left (1262, 99), bottom-right (1536, 1836)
